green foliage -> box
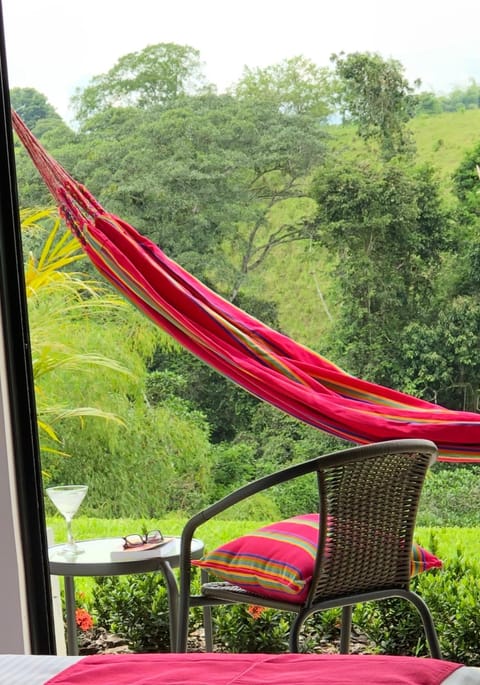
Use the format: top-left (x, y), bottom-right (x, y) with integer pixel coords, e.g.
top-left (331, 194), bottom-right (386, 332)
top-left (418, 466), bottom-right (480, 526)
top-left (72, 43), bottom-right (209, 121)
top-left (27, 89), bottom-right (327, 300)
top-left (331, 51), bottom-right (418, 159)
top-left (442, 81), bottom-right (480, 112)
top-left (213, 604), bottom-right (290, 653)
top-left (148, 347), bottom-right (261, 444)
top-left (10, 87), bottom-right (61, 127)
top-left (354, 547), bottom-right (480, 665)
top-left (420, 550), bottom-right (480, 665)
top-left (311, 156), bottom-right (448, 387)
top-left (91, 574), bottom-right (171, 652)
top-left (353, 597), bottom-right (426, 657)
top-left (22, 215), bottom-right (216, 515)
top-left (399, 296), bottom-right (480, 410)
top-left (23, 210), bottom-right (134, 461)
top-left (216, 492), bottom-right (282, 523)
top-left (209, 442), bottom-right (258, 499)
top-left (48, 401), bottom-right (214, 517)
top-left (424, 79), bottom-right (480, 114)
top-left (414, 91), bottom-right (444, 116)
top-left (233, 55), bottom-right (333, 119)
top-left (452, 139), bottom-right (480, 209)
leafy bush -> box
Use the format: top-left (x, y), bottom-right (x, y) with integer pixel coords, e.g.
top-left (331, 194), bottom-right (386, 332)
top-left (353, 598), bottom-right (425, 657)
top-left (353, 544), bottom-right (480, 666)
top-left (418, 465), bottom-right (480, 526)
top-left (50, 401), bottom-right (214, 518)
top-left (213, 604), bottom-right (290, 653)
top-left (91, 574), bottom-right (171, 653)
top-left (415, 549), bottom-right (480, 665)
top-left (209, 442), bottom-right (258, 501)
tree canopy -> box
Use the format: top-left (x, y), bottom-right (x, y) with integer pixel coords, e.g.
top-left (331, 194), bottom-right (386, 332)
top-left (233, 56), bottom-right (334, 119)
top-left (331, 51), bottom-right (419, 159)
top-left (72, 43), bottom-right (210, 121)
top-left (10, 87), bottom-right (61, 128)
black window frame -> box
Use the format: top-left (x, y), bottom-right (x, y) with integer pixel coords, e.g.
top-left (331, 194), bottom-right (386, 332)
top-left (0, 1), bottom-right (56, 654)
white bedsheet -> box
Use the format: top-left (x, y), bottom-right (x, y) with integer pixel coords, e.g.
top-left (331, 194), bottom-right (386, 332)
top-left (445, 667), bottom-right (480, 685)
top-left (0, 654), bottom-right (81, 685)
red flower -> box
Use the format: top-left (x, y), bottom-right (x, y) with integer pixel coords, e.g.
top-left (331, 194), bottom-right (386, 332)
top-left (247, 604), bottom-right (266, 620)
top-left (75, 608), bottom-right (94, 632)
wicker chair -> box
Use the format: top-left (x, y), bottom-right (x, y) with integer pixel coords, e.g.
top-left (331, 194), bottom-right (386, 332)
top-left (177, 439), bottom-right (441, 657)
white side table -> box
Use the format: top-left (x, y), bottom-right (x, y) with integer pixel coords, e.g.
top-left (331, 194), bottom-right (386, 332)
top-left (49, 536), bottom-right (204, 655)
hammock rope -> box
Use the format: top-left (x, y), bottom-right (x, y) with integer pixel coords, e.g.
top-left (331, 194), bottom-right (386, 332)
top-left (12, 110), bottom-right (480, 463)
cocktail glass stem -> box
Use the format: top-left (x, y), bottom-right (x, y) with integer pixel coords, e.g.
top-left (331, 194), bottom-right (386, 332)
top-left (65, 516), bottom-right (76, 552)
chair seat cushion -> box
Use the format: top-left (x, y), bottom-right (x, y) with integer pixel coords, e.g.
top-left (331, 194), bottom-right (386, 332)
top-left (193, 514), bottom-right (442, 604)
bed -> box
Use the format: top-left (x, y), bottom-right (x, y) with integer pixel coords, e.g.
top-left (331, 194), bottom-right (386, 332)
top-left (1, 653), bottom-right (479, 685)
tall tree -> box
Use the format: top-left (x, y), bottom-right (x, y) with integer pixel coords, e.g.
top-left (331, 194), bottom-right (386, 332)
top-left (233, 55), bottom-right (333, 119)
top-left (10, 87), bottom-right (61, 128)
top-left (311, 155), bottom-right (448, 388)
top-left (331, 51), bottom-right (419, 159)
top-left (12, 88), bottom-right (77, 208)
top-left (67, 93), bottom-right (327, 300)
top-left (452, 140), bottom-right (480, 212)
top-left (72, 43), bottom-right (210, 121)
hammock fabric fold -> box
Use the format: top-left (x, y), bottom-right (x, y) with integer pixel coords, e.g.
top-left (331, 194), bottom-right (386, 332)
top-left (12, 110), bottom-right (480, 462)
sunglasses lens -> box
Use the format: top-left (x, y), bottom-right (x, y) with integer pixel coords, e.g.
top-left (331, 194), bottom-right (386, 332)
top-left (124, 534), bottom-right (144, 547)
top-left (146, 530), bottom-right (163, 543)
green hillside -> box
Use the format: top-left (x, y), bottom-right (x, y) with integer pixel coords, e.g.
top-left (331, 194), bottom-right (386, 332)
top-left (248, 109), bottom-right (480, 349)
top-left (411, 109), bottom-right (480, 192)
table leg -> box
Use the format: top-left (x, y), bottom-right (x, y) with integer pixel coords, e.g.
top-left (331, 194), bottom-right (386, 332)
top-left (64, 575), bottom-right (78, 656)
top-left (160, 562), bottom-right (179, 652)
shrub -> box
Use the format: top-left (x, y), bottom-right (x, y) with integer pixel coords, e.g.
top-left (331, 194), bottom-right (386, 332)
top-left (353, 545), bottom-right (480, 666)
top-left (418, 465), bottom-right (480, 526)
top-left (415, 549), bottom-right (480, 665)
top-left (91, 574), bottom-right (171, 652)
top-left (213, 604), bottom-right (290, 653)
top-left (52, 401), bottom-right (214, 518)
top-left (353, 598), bottom-right (425, 657)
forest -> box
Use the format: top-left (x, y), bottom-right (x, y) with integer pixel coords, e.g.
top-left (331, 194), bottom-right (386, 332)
top-left (11, 45), bottom-right (480, 523)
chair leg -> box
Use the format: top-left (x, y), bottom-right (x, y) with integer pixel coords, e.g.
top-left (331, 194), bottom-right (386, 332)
top-left (202, 605), bottom-right (213, 651)
top-left (291, 606), bottom-right (353, 654)
top-left (404, 592), bottom-right (442, 659)
top-left (339, 605), bottom-right (353, 654)
top-left (289, 612), bottom-right (307, 652)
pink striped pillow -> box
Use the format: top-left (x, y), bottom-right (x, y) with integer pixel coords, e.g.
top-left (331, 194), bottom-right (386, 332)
top-left (193, 514), bottom-right (442, 604)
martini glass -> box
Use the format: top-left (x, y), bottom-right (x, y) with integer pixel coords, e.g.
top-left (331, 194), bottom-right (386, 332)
top-left (46, 485), bottom-right (88, 557)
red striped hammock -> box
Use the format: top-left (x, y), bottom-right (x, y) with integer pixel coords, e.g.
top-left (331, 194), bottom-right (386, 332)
top-left (12, 110), bottom-right (480, 463)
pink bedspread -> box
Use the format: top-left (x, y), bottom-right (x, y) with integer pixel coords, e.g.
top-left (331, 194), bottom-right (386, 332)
top-left (46, 653), bottom-right (461, 685)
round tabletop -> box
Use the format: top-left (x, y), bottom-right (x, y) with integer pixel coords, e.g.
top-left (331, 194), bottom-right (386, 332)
top-left (48, 536), bottom-right (204, 576)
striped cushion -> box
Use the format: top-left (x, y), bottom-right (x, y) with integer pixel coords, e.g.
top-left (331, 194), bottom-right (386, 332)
top-left (193, 514), bottom-right (442, 604)
top-left (410, 541), bottom-right (442, 576)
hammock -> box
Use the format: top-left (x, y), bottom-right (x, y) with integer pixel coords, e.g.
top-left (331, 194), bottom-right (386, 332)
top-left (12, 110), bottom-right (480, 463)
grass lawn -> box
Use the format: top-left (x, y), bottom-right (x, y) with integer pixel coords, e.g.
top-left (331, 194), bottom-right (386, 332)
top-left (48, 516), bottom-right (480, 557)
top-left (47, 516), bottom-right (479, 602)
top-left (46, 515), bottom-right (269, 548)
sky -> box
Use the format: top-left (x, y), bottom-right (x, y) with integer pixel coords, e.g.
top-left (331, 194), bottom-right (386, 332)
top-left (2, 0), bottom-right (480, 123)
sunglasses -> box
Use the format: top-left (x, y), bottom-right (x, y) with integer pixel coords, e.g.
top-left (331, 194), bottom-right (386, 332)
top-left (123, 530), bottom-right (164, 549)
